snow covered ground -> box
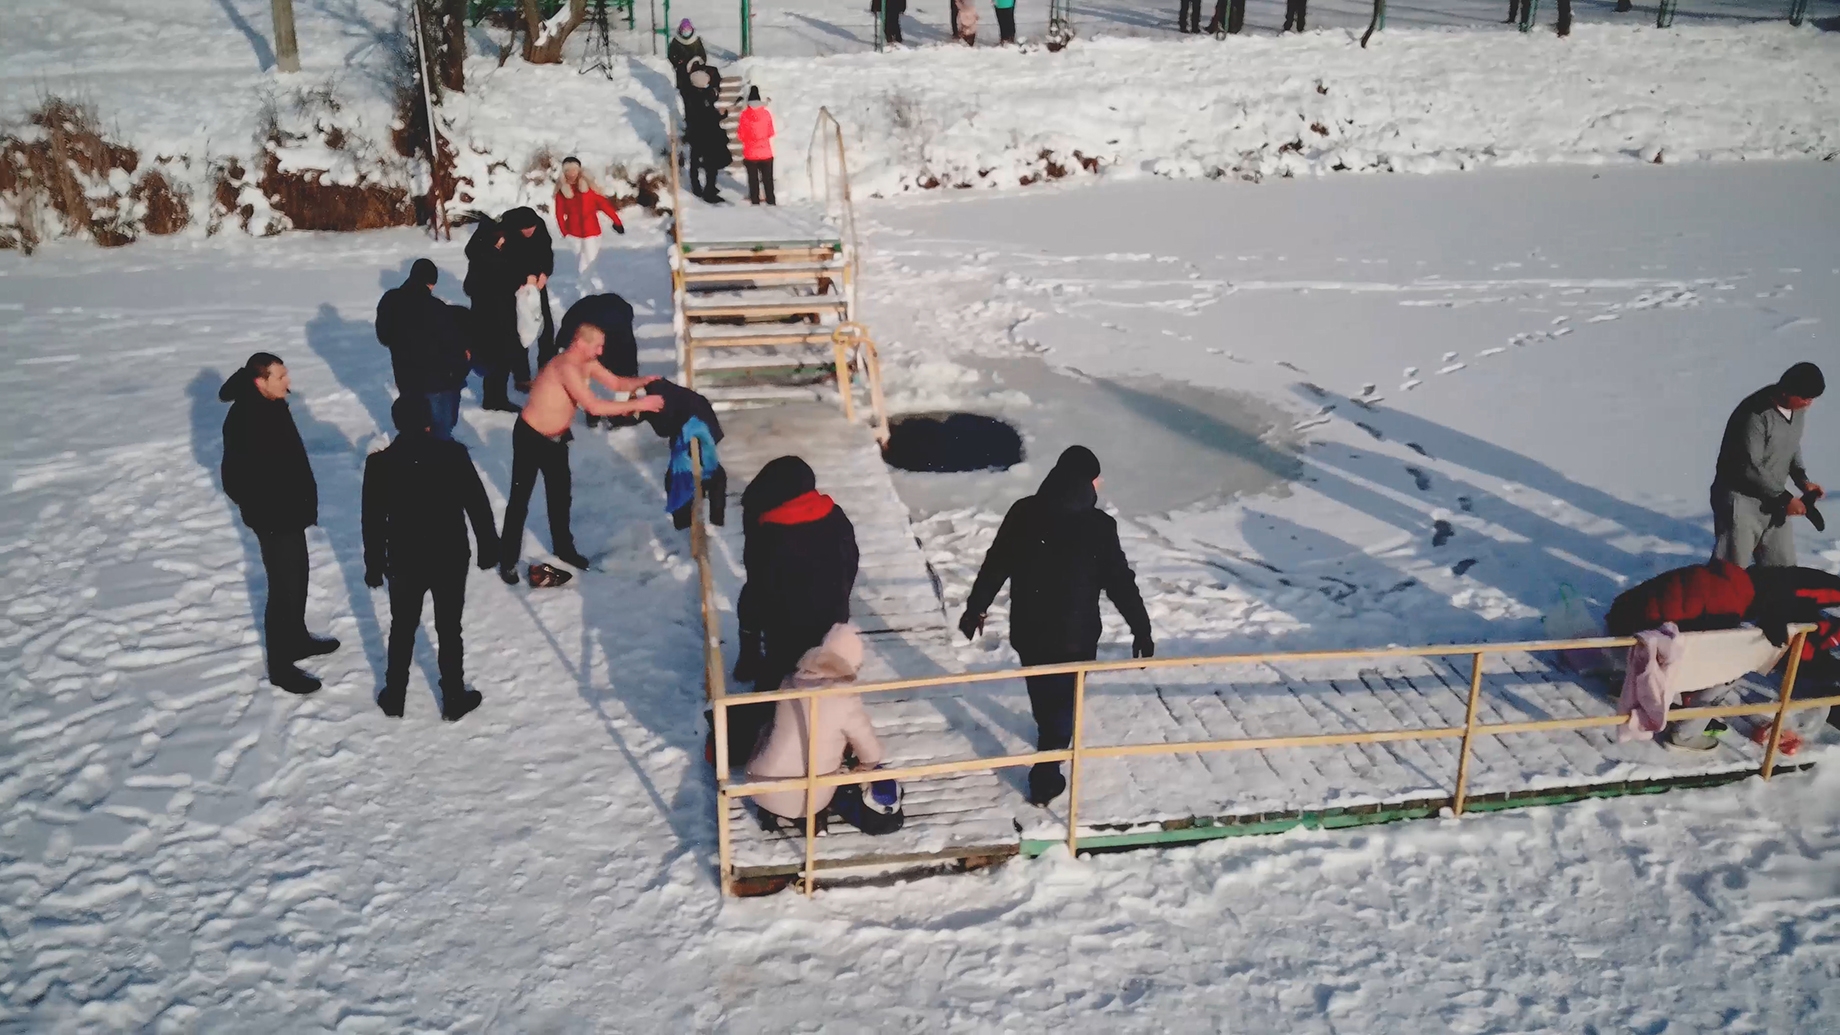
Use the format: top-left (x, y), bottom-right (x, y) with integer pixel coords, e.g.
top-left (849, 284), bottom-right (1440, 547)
top-left (4, 1), bottom-right (1838, 244)
top-left (3, 152), bottom-right (1839, 1029)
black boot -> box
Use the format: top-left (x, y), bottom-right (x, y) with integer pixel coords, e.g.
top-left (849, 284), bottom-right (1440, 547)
top-left (498, 564), bottom-right (519, 586)
top-left (377, 686), bottom-right (406, 718)
top-left (556, 548), bottom-right (594, 571)
top-left (1027, 762), bottom-right (1066, 805)
top-left (442, 687), bottom-right (483, 722)
top-left (298, 634), bottom-right (340, 659)
top-left (270, 665), bottom-right (322, 696)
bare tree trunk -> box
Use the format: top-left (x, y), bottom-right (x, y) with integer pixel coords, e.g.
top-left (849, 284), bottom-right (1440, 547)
top-left (437, 0), bottom-right (467, 92)
top-left (520, 0), bottom-right (588, 64)
top-left (1556, 0), bottom-right (1572, 34)
top-left (271, 0), bottom-right (301, 73)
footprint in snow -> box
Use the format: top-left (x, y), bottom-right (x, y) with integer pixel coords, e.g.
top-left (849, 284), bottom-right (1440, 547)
top-left (1403, 366), bottom-right (1418, 377)
top-left (1457, 495), bottom-right (1473, 512)
top-left (1401, 378), bottom-right (1423, 391)
top-left (1432, 520), bottom-right (1455, 548)
top-left (1442, 351), bottom-right (1458, 362)
top-left (1588, 314), bottom-right (1619, 323)
top-left (1438, 362), bottom-right (1466, 374)
top-left (1451, 558), bottom-right (1478, 576)
top-left (1406, 442), bottom-right (1430, 457)
top-left (1354, 421), bottom-right (1384, 440)
top-left (1405, 466), bottom-right (1432, 491)
top-left (1477, 347), bottom-right (1505, 358)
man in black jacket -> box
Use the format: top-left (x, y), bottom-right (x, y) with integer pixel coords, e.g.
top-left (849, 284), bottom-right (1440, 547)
top-left (501, 206), bottom-right (557, 368)
top-left (729, 456), bottom-right (859, 759)
top-left (219, 353), bottom-right (340, 695)
top-left (376, 258), bottom-right (472, 440)
top-left (462, 215), bottom-right (529, 412)
top-left (959, 446), bottom-right (1153, 805)
top-left (363, 395), bottom-right (500, 721)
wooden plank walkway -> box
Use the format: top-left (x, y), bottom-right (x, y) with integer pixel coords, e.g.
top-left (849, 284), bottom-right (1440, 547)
top-left (698, 407), bottom-right (1814, 880)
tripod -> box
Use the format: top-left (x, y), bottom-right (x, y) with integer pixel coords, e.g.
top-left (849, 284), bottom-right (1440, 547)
top-left (580, 0), bottom-right (615, 77)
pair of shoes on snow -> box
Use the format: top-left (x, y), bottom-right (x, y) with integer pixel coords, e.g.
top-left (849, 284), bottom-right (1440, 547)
top-left (270, 665), bottom-right (322, 695)
top-left (442, 688), bottom-right (483, 722)
top-left (527, 562), bottom-right (573, 588)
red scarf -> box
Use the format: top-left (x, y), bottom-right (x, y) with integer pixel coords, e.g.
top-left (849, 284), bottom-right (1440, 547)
top-left (760, 490), bottom-right (834, 525)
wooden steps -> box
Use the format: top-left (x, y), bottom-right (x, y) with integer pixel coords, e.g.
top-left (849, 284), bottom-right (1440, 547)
top-left (682, 298), bottom-right (847, 321)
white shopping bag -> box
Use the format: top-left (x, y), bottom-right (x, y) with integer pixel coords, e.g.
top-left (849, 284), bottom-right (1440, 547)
top-left (515, 283), bottom-right (543, 349)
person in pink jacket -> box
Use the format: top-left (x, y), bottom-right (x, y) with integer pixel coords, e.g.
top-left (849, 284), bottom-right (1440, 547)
top-left (552, 157), bottom-right (624, 292)
top-left (735, 86), bottom-right (776, 206)
top-left (745, 624), bottom-right (902, 833)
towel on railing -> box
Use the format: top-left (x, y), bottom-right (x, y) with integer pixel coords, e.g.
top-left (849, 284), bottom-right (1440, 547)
top-left (666, 416), bottom-right (720, 515)
top-left (1618, 623), bottom-right (1684, 741)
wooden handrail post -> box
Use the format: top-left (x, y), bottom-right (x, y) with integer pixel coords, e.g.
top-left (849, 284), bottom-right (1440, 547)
top-left (803, 693), bottom-right (821, 896)
top-left (1761, 629), bottom-right (1810, 781)
top-left (833, 335), bottom-right (855, 422)
top-left (1452, 651), bottom-right (1487, 816)
top-left (1065, 668), bottom-right (1088, 857)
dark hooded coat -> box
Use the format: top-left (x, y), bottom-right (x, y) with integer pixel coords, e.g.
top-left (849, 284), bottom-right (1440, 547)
top-left (555, 293), bottom-right (638, 377)
top-left (964, 451), bottom-right (1150, 663)
top-left (375, 272), bottom-right (471, 394)
top-left (738, 456), bottom-right (859, 685)
top-left (219, 370), bottom-right (318, 533)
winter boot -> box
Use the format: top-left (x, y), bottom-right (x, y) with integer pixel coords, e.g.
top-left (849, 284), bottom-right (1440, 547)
top-left (498, 564), bottom-right (520, 586)
top-left (298, 634), bottom-right (340, 659)
top-left (377, 686), bottom-right (406, 718)
top-left (1027, 762), bottom-right (1067, 805)
top-left (556, 548), bottom-right (594, 571)
top-left (269, 665), bottom-right (322, 696)
top-left (441, 687), bottom-right (483, 722)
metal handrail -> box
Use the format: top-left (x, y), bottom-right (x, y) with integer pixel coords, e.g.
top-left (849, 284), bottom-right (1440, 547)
top-left (710, 626), bottom-right (1822, 896)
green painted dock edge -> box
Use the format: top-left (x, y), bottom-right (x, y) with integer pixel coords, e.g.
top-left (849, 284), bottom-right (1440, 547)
top-left (1019, 763), bottom-right (1813, 857)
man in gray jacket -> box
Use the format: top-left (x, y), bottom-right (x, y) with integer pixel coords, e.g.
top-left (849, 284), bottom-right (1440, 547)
top-left (1711, 362), bottom-right (1825, 567)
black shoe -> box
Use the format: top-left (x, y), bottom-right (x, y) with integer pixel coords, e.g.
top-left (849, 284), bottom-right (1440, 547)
top-left (270, 665), bottom-right (322, 696)
top-left (298, 635), bottom-right (340, 659)
top-left (585, 415), bottom-right (602, 429)
top-left (1027, 762), bottom-right (1067, 806)
top-left (498, 564), bottom-right (520, 586)
top-left (377, 687), bottom-right (406, 718)
top-left (555, 549), bottom-right (594, 571)
top-left (442, 687), bottom-right (483, 722)
top-left (483, 400), bottom-right (521, 413)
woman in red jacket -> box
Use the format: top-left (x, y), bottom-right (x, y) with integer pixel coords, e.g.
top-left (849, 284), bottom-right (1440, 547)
top-left (735, 87), bottom-right (776, 206)
top-left (552, 156), bottom-right (624, 291)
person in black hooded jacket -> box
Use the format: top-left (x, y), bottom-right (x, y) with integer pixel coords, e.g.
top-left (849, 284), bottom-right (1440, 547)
top-left (376, 258), bottom-right (472, 440)
top-left (219, 353), bottom-right (339, 695)
top-left (500, 206), bottom-right (557, 367)
top-left (959, 445), bottom-right (1153, 804)
top-left (363, 394), bottom-right (500, 722)
top-left (555, 292), bottom-right (640, 428)
top-left (727, 456), bottom-right (859, 761)
top-left (462, 214), bottom-right (526, 412)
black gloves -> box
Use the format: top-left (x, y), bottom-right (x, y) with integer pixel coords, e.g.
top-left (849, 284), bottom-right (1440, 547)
top-left (957, 609), bottom-right (986, 641)
top-left (1133, 633), bottom-right (1155, 659)
top-left (364, 569), bottom-right (384, 589)
top-left (733, 629), bottom-right (761, 683)
top-left (613, 224), bottom-right (626, 235)
top-left (476, 537), bottom-right (500, 571)
top-left (1765, 491), bottom-right (1796, 528)
top-left (1803, 491), bottom-right (1827, 533)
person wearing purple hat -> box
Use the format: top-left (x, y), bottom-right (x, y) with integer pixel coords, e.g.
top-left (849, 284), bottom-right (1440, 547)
top-left (668, 18), bottom-right (705, 73)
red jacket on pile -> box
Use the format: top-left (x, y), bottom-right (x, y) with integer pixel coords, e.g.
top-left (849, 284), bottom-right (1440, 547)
top-left (1604, 559), bottom-right (1754, 636)
top-left (553, 187), bottom-right (623, 239)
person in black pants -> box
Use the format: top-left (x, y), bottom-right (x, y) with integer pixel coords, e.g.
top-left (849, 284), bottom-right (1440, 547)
top-left (219, 353), bottom-right (339, 695)
top-left (877, 0), bottom-right (906, 43)
top-left (375, 258), bottom-right (473, 441)
top-left (462, 215), bottom-right (525, 412)
top-left (1282, 0), bottom-right (1306, 31)
top-left (500, 207), bottom-right (556, 371)
top-left (958, 446), bottom-right (1153, 805)
top-left (1179, 0), bottom-right (1202, 32)
top-left (363, 395), bottom-right (500, 721)
top-left (728, 456), bottom-right (859, 762)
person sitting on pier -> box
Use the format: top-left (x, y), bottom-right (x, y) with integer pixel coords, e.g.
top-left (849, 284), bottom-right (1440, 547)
top-left (959, 445), bottom-right (1153, 806)
top-left (746, 623), bottom-right (904, 835)
top-left (730, 456), bottom-right (860, 762)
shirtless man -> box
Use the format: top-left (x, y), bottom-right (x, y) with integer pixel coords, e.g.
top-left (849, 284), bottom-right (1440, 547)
top-left (498, 324), bottom-right (664, 584)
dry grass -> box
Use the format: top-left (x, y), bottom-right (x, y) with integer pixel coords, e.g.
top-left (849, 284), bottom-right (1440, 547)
top-left (0, 97), bottom-right (158, 252)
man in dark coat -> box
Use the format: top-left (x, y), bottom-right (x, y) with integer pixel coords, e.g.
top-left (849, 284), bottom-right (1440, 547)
top-left (556, 293), bottom-right (640, 428)
top-left (500, 206), bottom-right (558, 368)
top-left (219, 353), bottom-right (339, 695)
top-left (729, 456), bottom-right (859, 760)
top-left (1711, 361), bottom-right (1824, 568)
top-left (375, 258), bottom-right (472, 440)
top-left (959, 445), bottom-right (1153, 804)
top-left (462, 215), bottom-right (525, 412)
top-left (682, 64), bottom-right (731, 204)
top-left (363, 395), bottom-right (500, 721)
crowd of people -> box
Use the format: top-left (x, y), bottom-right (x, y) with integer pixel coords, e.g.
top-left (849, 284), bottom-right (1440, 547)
top-left (670, 22), bottom-right (778, 207)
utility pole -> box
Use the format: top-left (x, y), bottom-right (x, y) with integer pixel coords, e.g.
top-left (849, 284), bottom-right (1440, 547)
top-left (271, 0), bottom-right (301, 73)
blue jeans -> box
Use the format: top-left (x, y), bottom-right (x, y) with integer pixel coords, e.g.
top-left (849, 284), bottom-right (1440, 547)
top-left (426, 389), bottom-right (461, 442)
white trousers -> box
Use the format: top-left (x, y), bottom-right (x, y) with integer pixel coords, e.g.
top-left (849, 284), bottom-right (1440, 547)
top-left (567, 234), bottom-right (603, 287)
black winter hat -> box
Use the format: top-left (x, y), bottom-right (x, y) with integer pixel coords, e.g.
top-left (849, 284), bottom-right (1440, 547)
top-left (500, 206), bottom-right (542, 231)
top-left (747, 85), bottom-right (761, 102)
top-left (407, 258), bottom-right (438, 287)
top-left (1779, 362), bottom-right (1825, 399)
top-left (1054, 445), bottom-right (1101, 482)
top-left (743, 455), bottom-right (817, 525)
top-left (392, 393), bottom-right (432, 433)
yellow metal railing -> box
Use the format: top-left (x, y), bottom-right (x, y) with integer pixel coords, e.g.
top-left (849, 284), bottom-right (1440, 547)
top-left (705, 628), bottom-right (1827, 896)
